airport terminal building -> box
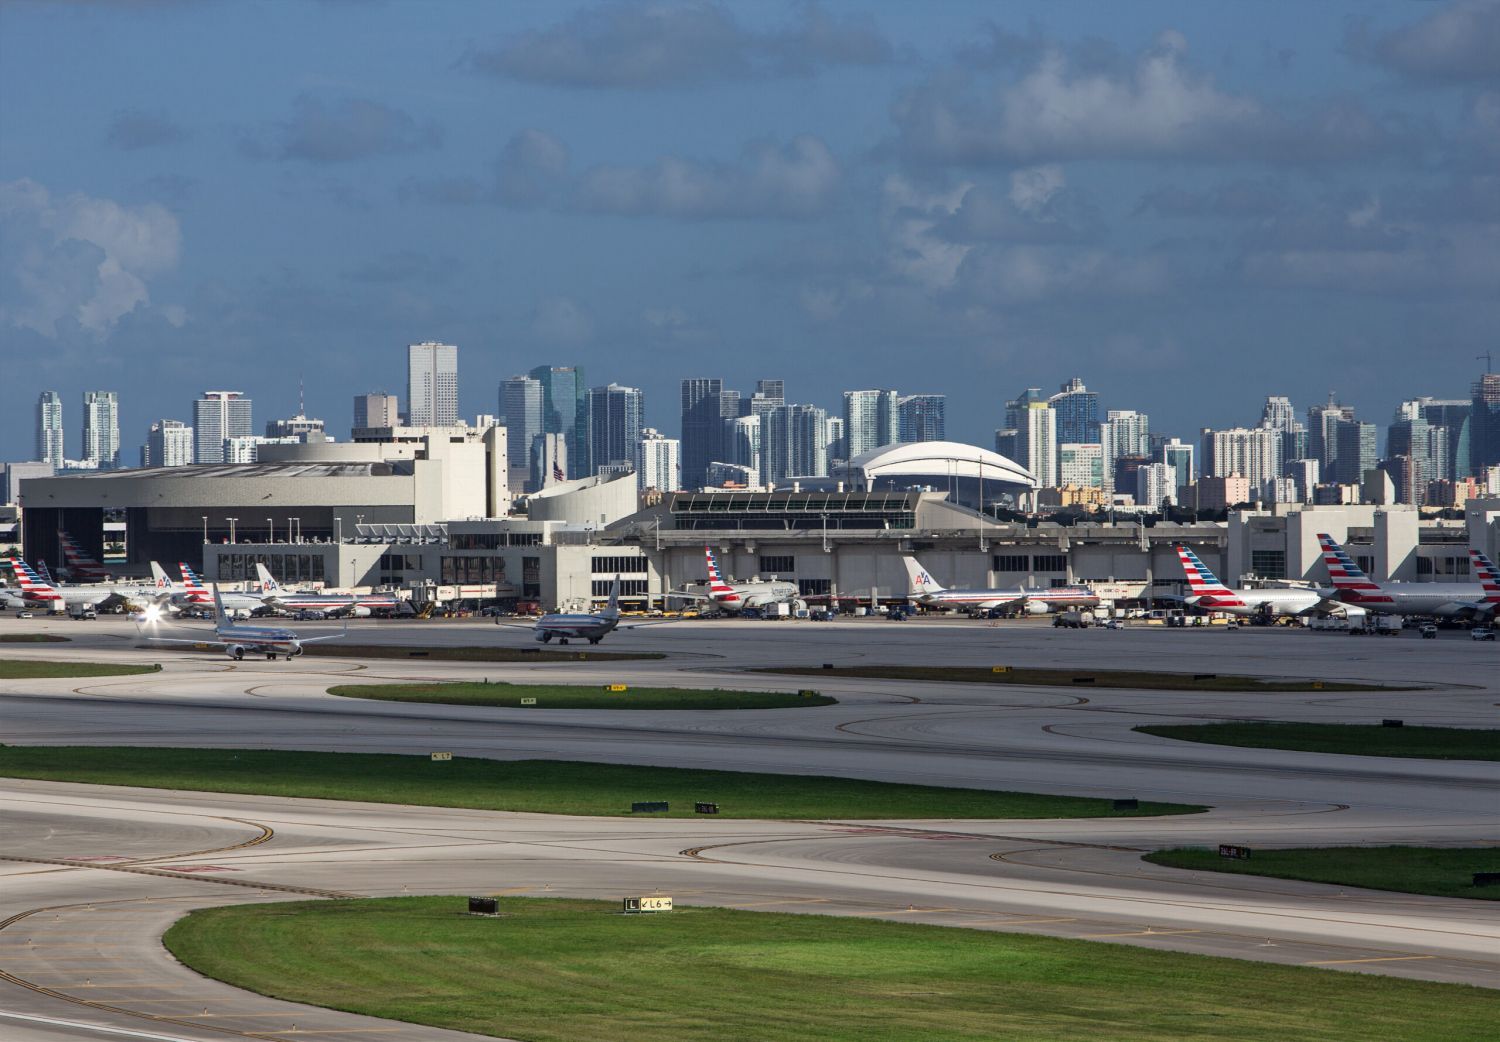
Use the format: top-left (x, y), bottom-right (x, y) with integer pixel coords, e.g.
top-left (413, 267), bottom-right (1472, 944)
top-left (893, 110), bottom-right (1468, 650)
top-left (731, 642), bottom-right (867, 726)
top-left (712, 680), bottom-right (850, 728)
top-left (15, 435), bottom-right (1500, 611)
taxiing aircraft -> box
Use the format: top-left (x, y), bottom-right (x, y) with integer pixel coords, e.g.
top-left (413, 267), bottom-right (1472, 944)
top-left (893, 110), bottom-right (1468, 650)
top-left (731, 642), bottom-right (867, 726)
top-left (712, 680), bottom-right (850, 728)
top-left (900, 556), bottom-right (1099, 614)
top-left (525, 575), bottom-right (622, 644)
top-left (136, 583), bottom-right (349, 660)
top-left (255, 563), bottom-right (399, 616)
top-left (1318, 534), bottom-right (1500, 620)
top-left (1173, 545), bottom-right (1334, 618)
top-left (672, 547), bottom-right (800, 614)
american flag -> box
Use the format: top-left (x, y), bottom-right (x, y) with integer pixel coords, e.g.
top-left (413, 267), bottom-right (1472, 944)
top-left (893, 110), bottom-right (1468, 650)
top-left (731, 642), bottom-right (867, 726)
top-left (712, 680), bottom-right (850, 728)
top-left (553, 460), bottom-right (565, 483)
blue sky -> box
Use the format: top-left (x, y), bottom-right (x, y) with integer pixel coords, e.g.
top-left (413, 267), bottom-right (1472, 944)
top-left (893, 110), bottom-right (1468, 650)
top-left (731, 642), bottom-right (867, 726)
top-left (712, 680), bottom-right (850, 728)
top-left (3, 0), bottom-right (1497, 460)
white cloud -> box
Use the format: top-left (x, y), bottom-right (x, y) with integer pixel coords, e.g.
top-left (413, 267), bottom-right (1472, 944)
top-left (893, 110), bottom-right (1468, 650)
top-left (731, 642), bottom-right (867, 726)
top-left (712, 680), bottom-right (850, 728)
top-left (0, 179), bottom-right (181, 338)
top-left (1350, 0), bottom-right (1500, 83)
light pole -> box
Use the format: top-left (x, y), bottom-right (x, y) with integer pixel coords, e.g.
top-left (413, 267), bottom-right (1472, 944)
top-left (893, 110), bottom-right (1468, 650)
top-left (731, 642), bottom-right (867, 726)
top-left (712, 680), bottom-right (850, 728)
top-left (201, 516), bottom-right (208, 544)
top-left (266, 517), bottom-right (274, 543)
top-left (335, 517), bottom-right (342, 544)
top-left (289, 517), bottom-right (300, 542)
top-left (821, 512), bottom-right (830, 553)
top-left (227, 517), bottom-right (238, 544)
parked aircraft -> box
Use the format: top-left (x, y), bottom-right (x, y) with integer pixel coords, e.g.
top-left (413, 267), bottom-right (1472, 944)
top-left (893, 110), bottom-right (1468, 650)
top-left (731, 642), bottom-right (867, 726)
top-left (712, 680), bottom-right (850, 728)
top-left (136, 584), bottom-right (349, 660)
top-left (900, 556), bottom-right (1099, 613)
top-left (144, 563), bottom-right (265, 615)
top-left (255, 563), bottom-right (398, 616)
top-left (670, 547), bottom-right (800, 614)
top-left (59, 532), bottom-right (110, 582)
top-left (1319, 534), bottom-right (1500, 620)
top-left (1173, 545), bottom-right (1334, 619)
top-left (7, 559), bottom-right (161, 612)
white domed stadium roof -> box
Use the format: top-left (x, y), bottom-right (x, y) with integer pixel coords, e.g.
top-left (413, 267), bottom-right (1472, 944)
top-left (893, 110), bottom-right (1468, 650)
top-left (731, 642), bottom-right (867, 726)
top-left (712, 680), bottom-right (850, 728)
top-left (847, 441), bottom-right (1038, 489)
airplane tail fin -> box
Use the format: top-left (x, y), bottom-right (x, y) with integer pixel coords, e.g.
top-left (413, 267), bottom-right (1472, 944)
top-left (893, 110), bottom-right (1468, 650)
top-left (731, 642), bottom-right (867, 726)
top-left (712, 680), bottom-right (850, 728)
top-left (900, 556), bottom-right (944, 596)
top-left (150, 562), bottom-right (172, 590)
top-left (211, 583), bottom-right (228, 624)
top-left (1471, 548), bottom-right (1500, 604)
top-left (1318, 533), bottom-right (1373, 589)
top-left (36, 560), bottom-right (55, 586)
top-left (704, 547), bottom-right (734, 594)
top-left (180, 563), bottom-right (206, 592)
top-left (603, 575), bottom-right (621, 620)
top-left (255, 563), bottom-right (281, 593)
top-left (11, 559), bottom-right (58, 598)
top-left (1174, 545), bottom-right (1230, 594)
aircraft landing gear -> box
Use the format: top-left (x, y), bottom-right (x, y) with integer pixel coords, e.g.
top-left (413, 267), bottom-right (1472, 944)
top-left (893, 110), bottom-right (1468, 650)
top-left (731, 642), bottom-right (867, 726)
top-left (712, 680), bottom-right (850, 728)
top-left (559, 637), bottom-right (570, 645)
top-left (588, 637), bottom-right (601, 644)
top-left (266, 652), bottom-right (276, 660)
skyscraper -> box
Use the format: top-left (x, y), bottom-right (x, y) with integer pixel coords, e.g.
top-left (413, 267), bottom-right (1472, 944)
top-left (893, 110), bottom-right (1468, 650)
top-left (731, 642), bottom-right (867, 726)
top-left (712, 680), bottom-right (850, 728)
top-left (81, 391), bottom-right (120, 469)
top-left (1100, 410), bottom-right (1149, 490)
top-left (1058, 443), bottom-right (1103, 488)
top-left (36, 391), bottom-right (63, 467)
top-left (636, 428), bottom-right (681, 492)
top-left (680, 377), bottom-right (724, 489)
top-left (1306, 394), bottom-right (1356, 473)
top-left (1050, 378), bottom-right (1100, 444)
top-left (193, 391), bottom-right (253, 464)
top-left (842, 389), bottom-right (898, 460)
top-left (897, 394), bottom-right (946, 443)
top-left (1471, 372), bottom-right (1500, 474)
top-left (406, 342), bottom-right (459, 427)
top-left (1400, 398), bottom-right (1471, 481)
top-left (588, 383), bottom-right (644, 475)
top-left (762, 404), bottom-right (831, 486)
top-left (353, 392), bottom-right (400, 431)
top-left (1158, 438), bottom-right (1196, 488)
top-left (1017, 400), bottom-right (1057, 487)
top-left (722, 414), bottom-right (763, 479)
top-left (144, 420), bottom-right (193, 468)
top-left (1332, 418), bottom-right (1378, 485)
top-left (500, 376), bottom-right (543, 491)
top-left (1200, 426), bottom-right (1281, 485)
top-left (530, 365), bottom-right (589, 479)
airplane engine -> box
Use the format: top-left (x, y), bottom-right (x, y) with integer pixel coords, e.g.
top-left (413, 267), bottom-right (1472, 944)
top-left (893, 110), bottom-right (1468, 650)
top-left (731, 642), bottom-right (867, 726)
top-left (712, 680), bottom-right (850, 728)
top-left (535, 630), bottom-right (552, 642)
top-left (289, 643), bottom-right (305, 657)
top-left (225, 645), bottom-right (246, 661)
top-left (350, 606), bottom-right (371, 618)
top-left (1023, 600), bottom-right (1049, 615)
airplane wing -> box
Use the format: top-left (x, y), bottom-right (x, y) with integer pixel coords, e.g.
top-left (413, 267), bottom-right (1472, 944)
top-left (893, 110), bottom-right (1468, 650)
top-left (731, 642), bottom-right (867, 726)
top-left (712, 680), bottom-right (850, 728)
top-left (297, 610), bottom-right (352, 643)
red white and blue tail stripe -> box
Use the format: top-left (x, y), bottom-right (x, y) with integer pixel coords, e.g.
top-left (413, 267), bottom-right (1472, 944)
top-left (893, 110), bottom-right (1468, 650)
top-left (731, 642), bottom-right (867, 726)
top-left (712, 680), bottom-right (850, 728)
top-left (59, 532), bottom-right (109, 582)
top-left (9, 559), bottom-right (62, 603)
top-left (1174, 544), bottom-right (1244, 608)
top-left (704, 546), bottom-right (740, 605)
top-left (1317, 533), bottom-right (1394, 605)
top-left (1471, 548), bottom-right (1500, 606)
top-left (179, 563), bottom-right (212, 603)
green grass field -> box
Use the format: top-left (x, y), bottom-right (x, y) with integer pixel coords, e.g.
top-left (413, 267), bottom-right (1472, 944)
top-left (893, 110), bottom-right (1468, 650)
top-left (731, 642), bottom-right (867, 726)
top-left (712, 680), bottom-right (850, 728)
top-left (1137, 722), bottom-right (1500, 761)
top-left (0, 634), bottom-right (70, 643)
top-left (0, 659), bottom-right (158, 679)
top-left (759, 665), bottom-right (1378, 692)
top-left (161, 896), bottom-right (1496, 1042)
top-left (304, 642), bottom-right (661, 662)
top-left (1145, 846), bottom-right (1500, 901)
top-left (328, 681), bottom-right (836, 710)
top-left (0, 747), bottom-right (1200, 819)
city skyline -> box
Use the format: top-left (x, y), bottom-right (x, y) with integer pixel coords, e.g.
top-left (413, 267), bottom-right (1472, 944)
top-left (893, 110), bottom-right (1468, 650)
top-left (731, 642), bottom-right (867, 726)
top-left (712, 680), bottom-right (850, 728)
top-left (3, 2), bottom-right (1497, 460)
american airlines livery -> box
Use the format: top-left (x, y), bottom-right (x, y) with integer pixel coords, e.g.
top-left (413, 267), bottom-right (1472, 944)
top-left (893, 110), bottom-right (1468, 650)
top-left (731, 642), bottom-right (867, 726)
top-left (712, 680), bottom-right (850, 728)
top-left (1173, 544), bottom-right (1333, 618)
top-left (7, 558), bottom-right (161, 612)
top-left (525, 575), bottom-right (623, 644)
top-left (58, 532), bottom-right (111, 583)
top-left (900, 556), bottom-right (1098, 614)
top-left (149, 562), bottom-right (266, 615)
top-left (255, 563), bottom-right (398, 616)
top-left (137, 583), bottom-right (349, 660)
top-left (691, 547), bottom-right (799, 613)
top-left (1318, 534), bottom-right (1500, 620)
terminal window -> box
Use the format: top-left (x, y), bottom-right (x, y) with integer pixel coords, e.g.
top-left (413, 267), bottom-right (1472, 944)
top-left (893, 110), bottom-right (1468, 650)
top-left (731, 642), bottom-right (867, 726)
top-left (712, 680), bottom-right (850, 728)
top-left (759, 555), bottom-right (795, 575)
top-left (591, 555), bottom-right (649, 574)
top-left (798, 578), bottom-right (831, 596)
top-left (1250, 550), bottom-right (1286, 579)
top-left (1031, 554), bottom-right (1067, 573)
top-left (594, 579), bottom-right (648, 596)
top-left (993, 554), bottom-right (1027, 572)
top-left (440, 557), bottom-right (503, 583)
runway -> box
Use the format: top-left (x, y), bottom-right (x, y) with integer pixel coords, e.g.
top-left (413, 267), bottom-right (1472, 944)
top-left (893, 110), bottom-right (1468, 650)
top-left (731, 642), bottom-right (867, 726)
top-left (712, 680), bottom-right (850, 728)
top-left (2, 615), bottom-right (1497, 1039)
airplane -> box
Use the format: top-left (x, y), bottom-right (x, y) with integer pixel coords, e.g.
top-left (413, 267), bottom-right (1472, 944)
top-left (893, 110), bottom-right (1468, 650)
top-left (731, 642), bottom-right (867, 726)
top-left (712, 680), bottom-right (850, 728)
top-left (900, 556), bottom-right (1099, 614)
top-left (146, 562), bottom-right (267, 616)
top-left (1318, 533), bottom-right (1500, 620)
top-left (516, 575), bottom-right (623, 644)
top-left (255, 563), bottom-right (399, 617)
top-left (670, 547), bottom-right (801, 614)
top-left (58, 532), bottom-right (111, 583)
top-left (136, 583), bottom-right (349, 661)
top-left (6, 558), bottom-right (162, 613)
top-left (1173, 545), bottom-right (1334, 619)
